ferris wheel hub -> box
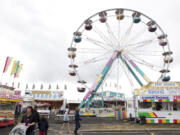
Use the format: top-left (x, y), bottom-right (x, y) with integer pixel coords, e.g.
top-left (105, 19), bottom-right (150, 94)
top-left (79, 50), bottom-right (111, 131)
top-left (116, 49), bottom-right (123, 56)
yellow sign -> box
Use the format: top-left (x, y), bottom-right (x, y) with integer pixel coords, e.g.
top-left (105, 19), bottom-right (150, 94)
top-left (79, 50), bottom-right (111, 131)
top-left (0, 98), bottom-right (22, 102)
top-left (136, 82), bottom-right (180, 96)
top-left (31, 91), bottom-right (51, 95)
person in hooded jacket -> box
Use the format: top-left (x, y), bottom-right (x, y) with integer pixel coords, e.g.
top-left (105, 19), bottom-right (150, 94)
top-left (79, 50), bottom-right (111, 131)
top-left (33, 106), bottom-right (40, 124)
top-left (74, 107), bottom-right (81, 135)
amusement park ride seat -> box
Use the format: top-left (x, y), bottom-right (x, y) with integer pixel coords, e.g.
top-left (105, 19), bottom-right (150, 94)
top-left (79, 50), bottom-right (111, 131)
top-left (77, 87), bottom-right (86, 92)
top-left (162, 76), bottom-right (171, 82)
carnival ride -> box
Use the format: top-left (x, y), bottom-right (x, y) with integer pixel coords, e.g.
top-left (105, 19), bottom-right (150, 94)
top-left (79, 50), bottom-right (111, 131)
top-left (68, 8), bottom-right (173, 109)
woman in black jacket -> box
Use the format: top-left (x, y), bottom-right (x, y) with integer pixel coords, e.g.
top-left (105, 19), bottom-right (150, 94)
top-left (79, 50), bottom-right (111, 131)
top-left (21, 106), bottom-right (35, 135)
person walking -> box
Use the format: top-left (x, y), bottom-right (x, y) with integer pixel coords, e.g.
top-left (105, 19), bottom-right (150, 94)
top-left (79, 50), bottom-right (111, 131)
top-left (74, 107), bottom-right (81, 135)
top-left (59, 106), bottom-right (72, 134)
top-left (38, 115), bottom-right (49, 135)
top-left (48, 106), bottom-right (52, 114)
top-left (33, 106), bottom-right (40, 124)
top-left (14, 103), bottom-right (21, 124)
top-left (21, 106), bottom-right (36, 135)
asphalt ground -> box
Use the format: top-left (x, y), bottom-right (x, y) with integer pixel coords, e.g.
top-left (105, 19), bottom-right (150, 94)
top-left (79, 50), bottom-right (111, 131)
top-left (2, 116), bottom-right (180, 135)
top-left (79, 131), bottom-right (180, 135)
top-left (2, 126), bottom-right (180, 135)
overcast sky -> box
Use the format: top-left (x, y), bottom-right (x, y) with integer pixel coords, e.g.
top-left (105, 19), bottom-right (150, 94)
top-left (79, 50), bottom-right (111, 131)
top-left (0, 0), bottom-right (179, 99)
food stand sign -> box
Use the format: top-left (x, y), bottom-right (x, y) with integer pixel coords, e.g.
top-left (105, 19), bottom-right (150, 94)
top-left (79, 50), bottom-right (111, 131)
top-left (136, 82), bottom-right (180, 96)
top-left (30, 91), bottom-right (63, 100)
top-left (136, 82), bottom-right (180, 124)
top-left (0, 89), bottom-right (23, 101)
top-left (140, 95), bottom-right (171, 101)
top-left (136, 82), bottom-right (180, 102)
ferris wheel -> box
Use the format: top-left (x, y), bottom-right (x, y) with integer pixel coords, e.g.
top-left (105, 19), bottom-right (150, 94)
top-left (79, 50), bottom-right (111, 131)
top-left (68, 8), bottom-right (173, 108)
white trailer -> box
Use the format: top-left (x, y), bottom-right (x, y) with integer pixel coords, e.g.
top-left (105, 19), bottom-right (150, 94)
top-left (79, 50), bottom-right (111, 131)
top-left (135, 82), bottom-right (180, 124)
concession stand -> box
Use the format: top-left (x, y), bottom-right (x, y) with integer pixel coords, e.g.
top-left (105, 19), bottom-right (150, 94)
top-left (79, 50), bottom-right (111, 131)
top-left (0, 85), bottom-right (23, 127)
top-left (136, 82), bottom-right (180, 124)
top-left (27, 90), bottom-right (64, 110)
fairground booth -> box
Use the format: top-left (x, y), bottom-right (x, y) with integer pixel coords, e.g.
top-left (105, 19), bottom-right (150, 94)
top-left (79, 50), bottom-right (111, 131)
top-left (79, 91), bottom-right (126, 119)
top-left (94, 91), bottom-right (125, 107)
top-left (136, 82), bottom-right (180, 124)
top-left (25, 90), bottom-right (64, 110)
top-left (0, 85), bottom-right (23, 127)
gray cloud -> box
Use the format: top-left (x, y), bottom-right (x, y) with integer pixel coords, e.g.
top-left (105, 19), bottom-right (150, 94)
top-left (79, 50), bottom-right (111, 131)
top-left (0, 0), bottom-right (179, 91)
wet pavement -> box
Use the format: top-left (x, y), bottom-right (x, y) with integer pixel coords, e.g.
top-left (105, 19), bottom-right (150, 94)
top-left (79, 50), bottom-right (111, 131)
top-left (2, 117), bottom-right (180, 135)
top-left (1, 126), bottom-right (13, 135)
top-left (2, 125), bottom-right (180, 135)
top-left (80, 131), bottom-right (180, 135)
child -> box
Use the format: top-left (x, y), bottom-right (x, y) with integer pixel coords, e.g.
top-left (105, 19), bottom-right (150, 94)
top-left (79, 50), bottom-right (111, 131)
top-left (59, 107), bottom-right (72, 134)
top-left (38, 115), bottom-right (49, 135)
top-left (74, 107), bottom-right (81, 135)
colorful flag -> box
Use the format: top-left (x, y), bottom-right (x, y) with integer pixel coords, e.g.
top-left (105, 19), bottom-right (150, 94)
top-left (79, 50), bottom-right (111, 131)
top-left (115, 83), bottom-right (117, 88)
top-left (26, 84), bottom-right (28, 89)
top-left (40, 84), bottom-right (43, 89)
top-left (15, 64), bottom-right (23, 78)
top-left (32, 84), bottom-right (35, 89)
top-left (56, 84), bottom-right (59, 89)
top-left (3, 57), bottom-right (13, 73)
top-left (12, 82), bottom-right (14, 88)
top-left (17, 82), bottom-right (20, 88)
top-left (3, 56), bottom-right (9, 73)
top-left (48, 84), bottom-right (51, 89)
top-left (10, 61), bottom-right (17, 75)
top-left (14, 61), bottom-right (20, 78)
top-left (64, 84), bottom-right (67, 90)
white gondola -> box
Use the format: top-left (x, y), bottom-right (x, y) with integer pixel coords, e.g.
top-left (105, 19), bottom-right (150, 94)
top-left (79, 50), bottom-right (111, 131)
top-left (68, 52), bottom-right (76, 59)
top-left (164, 57), bottom-right (173, 63)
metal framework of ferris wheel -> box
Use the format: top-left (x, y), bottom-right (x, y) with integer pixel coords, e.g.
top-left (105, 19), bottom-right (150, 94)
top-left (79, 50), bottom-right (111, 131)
top-left (67, 8), bottom-right (173, 108)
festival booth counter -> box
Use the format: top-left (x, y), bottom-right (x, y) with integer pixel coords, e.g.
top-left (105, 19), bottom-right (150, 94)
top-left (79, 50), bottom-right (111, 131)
top-left (80, 108), bottom-right (114, 117)
top-left (36, 103), bottom-right (51, 118)
top-left (136, 82), bottom-right (180, 124)
top-left (0, 85), bottom-right (23, 127)
top-left (29, 90), bottom-right (64, 110)
top-left (80, 107), bottom-right (127, 120)
top-left (79, 91), bottom-right (126, 119)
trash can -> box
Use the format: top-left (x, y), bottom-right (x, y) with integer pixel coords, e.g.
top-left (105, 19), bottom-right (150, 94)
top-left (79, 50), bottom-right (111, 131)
top-left (140, 116), bottom-right (146, 124)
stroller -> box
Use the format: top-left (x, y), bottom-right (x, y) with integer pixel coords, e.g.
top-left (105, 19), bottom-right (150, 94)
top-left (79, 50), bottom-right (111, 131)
top-left (9, 123), bottom-right (29, 135)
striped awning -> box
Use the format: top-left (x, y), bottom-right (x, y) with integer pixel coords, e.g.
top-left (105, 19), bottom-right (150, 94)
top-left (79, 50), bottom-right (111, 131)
top-left (141, 99), bottom-right (180, 102)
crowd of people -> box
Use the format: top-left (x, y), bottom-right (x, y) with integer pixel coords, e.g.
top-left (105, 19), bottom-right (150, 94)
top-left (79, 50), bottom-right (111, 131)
top-left (14, 104), bottom-right (81, 135)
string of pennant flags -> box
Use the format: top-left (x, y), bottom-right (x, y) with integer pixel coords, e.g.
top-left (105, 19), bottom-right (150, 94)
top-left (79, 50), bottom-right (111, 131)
top-left (12, 82), bottom-right (120, 91)
top-left (15, 83), bottom-right (67, 90)
top-left (1, 57), bottom-right (120, 90)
